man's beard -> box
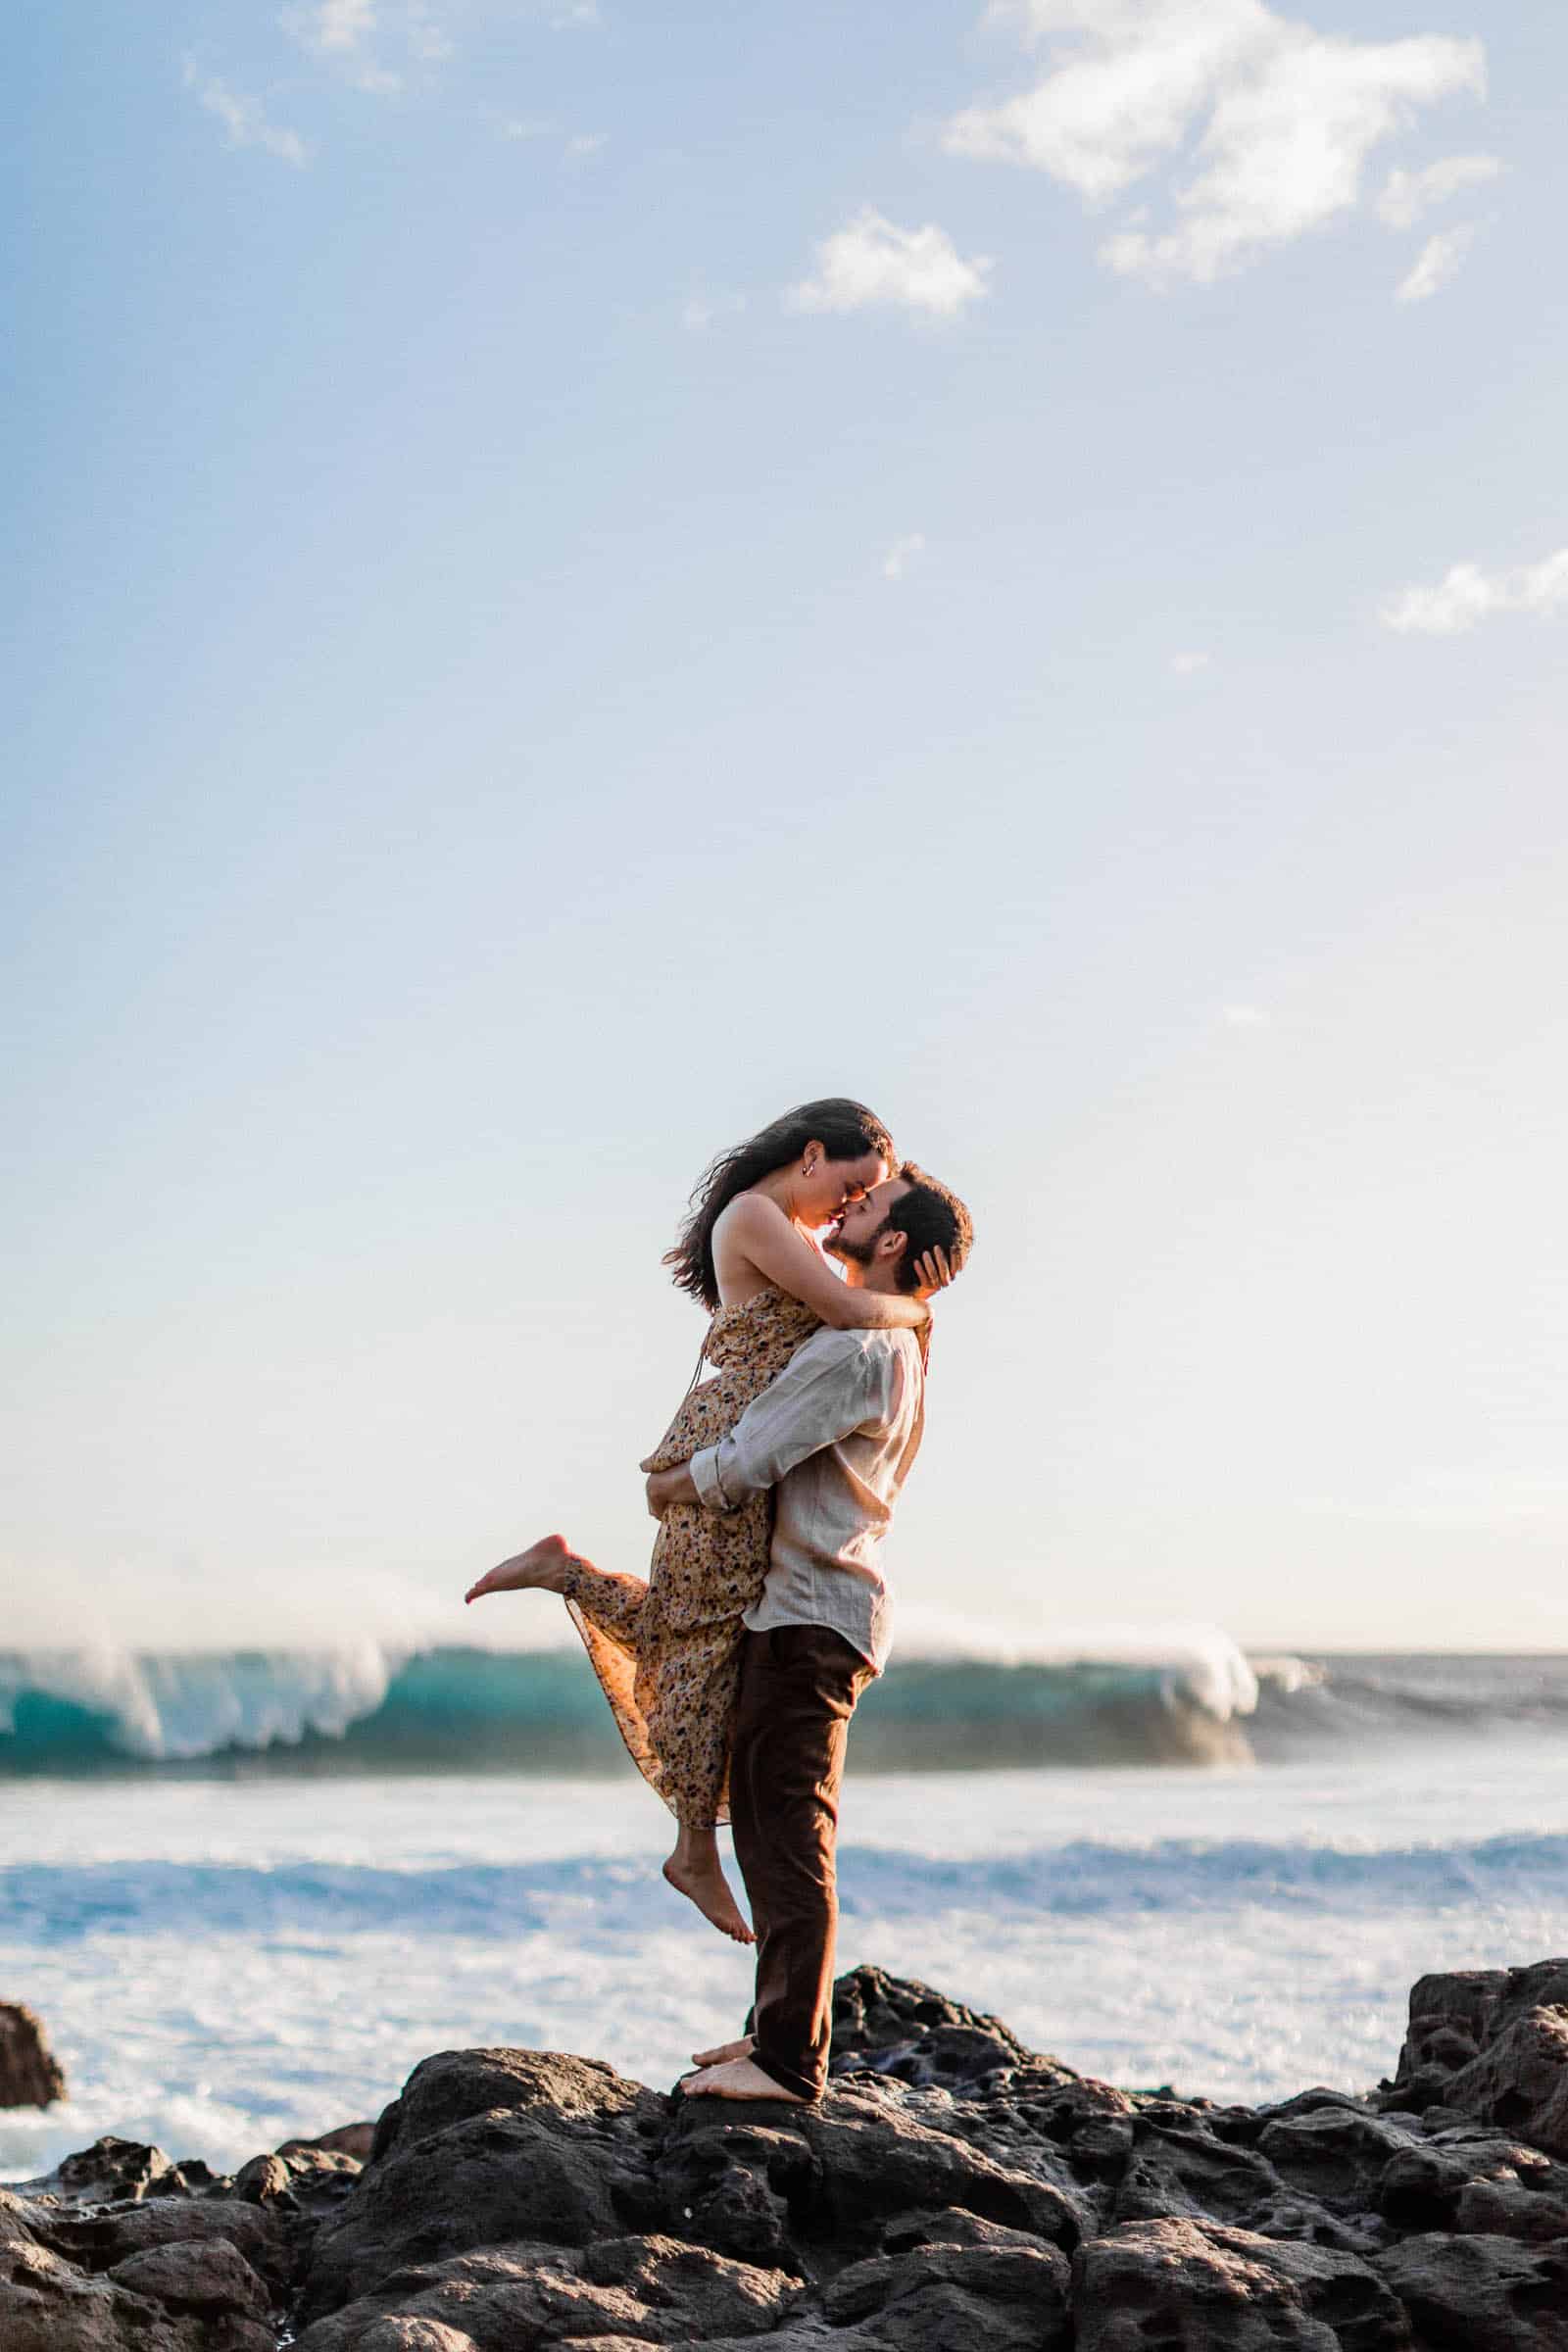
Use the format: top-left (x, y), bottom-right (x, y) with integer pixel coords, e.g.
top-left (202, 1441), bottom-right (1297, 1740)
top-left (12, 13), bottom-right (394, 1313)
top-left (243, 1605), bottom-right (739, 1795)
top-left (825, 1217), bottom-right (884, 1270)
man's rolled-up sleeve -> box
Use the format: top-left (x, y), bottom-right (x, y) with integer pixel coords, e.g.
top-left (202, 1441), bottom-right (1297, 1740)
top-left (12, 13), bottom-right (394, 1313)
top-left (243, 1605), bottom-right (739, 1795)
top-left (688, 1335), bottom-right (873, 1512)
top-left (688, 1445), bottom-right (734, 1512)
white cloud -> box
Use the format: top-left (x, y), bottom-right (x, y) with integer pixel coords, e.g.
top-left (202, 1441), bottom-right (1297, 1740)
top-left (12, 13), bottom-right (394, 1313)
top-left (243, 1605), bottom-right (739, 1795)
top-left (282, 0), bottom-right (401, 92)
top-left (947, 0), bottom-right (1487, 285)
top-left (948, 0), bottom-right (1266, 204)
top-left (183, 62), bottom-right (308, 166)
top-left (564, 131), bottom-right (608, 159)
top-left (789, 209), bottom-right (993, 318)
top-left (316, 0), bottom-right (376, 48)
top-left (1395, 221), bottom-right (1475, 303)
top-left (883, 533), bottom-right (927, 581)
top-left (1380, 548), bottom-right (1568, 635)
top-left (1168, 649), bottom-right (1210, 674)
top-left (1376, 149), bottom-right (1500, 228)
top-left (1222, 1004), bottom-right (1269, 1028)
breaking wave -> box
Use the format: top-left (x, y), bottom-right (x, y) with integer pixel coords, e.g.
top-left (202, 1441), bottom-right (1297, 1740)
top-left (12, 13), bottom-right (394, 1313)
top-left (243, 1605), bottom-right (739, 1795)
top-left (3, 1637), bottom-right (1566, 1778)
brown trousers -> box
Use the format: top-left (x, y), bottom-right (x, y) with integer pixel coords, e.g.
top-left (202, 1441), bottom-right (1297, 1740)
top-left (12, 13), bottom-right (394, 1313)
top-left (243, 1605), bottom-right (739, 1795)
top-left (728, 1623), bottom-right (870, 2102)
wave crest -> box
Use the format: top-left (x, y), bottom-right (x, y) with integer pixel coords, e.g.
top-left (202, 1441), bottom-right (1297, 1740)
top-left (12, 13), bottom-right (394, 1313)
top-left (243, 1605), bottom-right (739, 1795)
top-left (2, 1639), bottom-right (1564, 1777)
top-left (0, 1644), bottom-right (404, 1762)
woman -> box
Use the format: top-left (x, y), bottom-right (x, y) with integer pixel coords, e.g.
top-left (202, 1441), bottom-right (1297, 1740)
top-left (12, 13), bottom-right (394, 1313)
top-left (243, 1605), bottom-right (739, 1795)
top-left (466, 1099), bottom-right (946, 1943)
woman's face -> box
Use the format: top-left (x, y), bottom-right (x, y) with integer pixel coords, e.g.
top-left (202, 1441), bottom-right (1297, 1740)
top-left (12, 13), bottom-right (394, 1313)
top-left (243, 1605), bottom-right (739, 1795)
top-left (801, 1147), bottom-right (889, 1228)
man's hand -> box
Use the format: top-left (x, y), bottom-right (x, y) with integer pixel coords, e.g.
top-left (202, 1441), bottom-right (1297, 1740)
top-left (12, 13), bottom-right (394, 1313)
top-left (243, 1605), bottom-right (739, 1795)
top-left (645, 1462), bottom-right (698, 1519)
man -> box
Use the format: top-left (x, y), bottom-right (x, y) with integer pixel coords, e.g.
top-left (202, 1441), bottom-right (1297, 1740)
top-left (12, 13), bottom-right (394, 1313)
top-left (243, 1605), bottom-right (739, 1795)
top-left (647, 1161), bottom-right (973, 2105)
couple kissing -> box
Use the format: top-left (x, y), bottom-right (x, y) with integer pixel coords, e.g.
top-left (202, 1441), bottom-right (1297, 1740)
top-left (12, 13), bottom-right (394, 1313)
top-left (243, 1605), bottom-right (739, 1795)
top-left (466, 1097), bottom-right (973, 2105)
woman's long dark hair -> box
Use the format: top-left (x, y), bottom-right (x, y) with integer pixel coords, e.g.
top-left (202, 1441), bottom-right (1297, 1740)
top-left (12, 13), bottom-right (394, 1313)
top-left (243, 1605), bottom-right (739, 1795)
top-left (664, 1098), bottom-right (895, 1311)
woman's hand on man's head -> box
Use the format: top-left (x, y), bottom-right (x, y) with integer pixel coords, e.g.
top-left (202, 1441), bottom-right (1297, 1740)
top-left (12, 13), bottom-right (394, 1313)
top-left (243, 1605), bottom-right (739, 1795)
top-left (912, 1245), bottom-right (954, 1303)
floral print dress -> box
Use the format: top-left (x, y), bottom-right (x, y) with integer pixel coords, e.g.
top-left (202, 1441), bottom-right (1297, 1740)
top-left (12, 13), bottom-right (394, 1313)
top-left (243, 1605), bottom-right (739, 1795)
top-left (559, 1286), bottom-right (820, 1827)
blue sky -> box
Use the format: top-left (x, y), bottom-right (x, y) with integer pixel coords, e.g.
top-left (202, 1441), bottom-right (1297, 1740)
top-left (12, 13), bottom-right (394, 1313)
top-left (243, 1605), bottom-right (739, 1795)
top-left (6, 0), bottom-right (1567, 1654)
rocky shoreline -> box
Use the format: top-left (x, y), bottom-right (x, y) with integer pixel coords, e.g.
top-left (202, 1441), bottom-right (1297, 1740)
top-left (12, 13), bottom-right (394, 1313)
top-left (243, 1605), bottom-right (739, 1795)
top-left (4, 1958), bottom-right (1568, 2348)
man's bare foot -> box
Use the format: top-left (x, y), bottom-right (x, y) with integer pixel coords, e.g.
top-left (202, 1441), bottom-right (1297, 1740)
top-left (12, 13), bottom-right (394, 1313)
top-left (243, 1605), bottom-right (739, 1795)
top-left (692, 2034), bottom-right (755, 2067)
top-left (465, 1534), bottom-right (572, 1605)
top-left (662, 1856), bottom-right (756, 1945)
top-left (682, 2056), bottom-right (808, 2104)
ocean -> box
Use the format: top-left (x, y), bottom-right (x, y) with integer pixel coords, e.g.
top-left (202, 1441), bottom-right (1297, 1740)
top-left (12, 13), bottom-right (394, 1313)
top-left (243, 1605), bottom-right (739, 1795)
top-left (4, 1640), bottom-right (1567, 2183)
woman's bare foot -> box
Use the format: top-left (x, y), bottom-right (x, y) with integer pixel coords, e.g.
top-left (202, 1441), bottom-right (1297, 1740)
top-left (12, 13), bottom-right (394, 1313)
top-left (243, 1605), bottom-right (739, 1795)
top-left (662, 1854), bottom-right (755, 1945)
top-left (465, 1534), bottom-right (573, 1605)
top-left (692, 2034), bottom-right (755, 2067)
top-left (682, 2056), bottom-right (808, 2103)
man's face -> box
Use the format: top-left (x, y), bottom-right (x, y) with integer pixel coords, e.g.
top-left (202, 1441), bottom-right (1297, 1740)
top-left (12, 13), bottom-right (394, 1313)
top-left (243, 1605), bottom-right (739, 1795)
top-left (824, 1177), bottom-right (911, 1269)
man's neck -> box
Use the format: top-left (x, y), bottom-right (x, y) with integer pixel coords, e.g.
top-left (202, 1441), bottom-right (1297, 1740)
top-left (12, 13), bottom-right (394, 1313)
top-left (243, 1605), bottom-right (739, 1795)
top-left (841, 1262), bottom-right (903, 1298)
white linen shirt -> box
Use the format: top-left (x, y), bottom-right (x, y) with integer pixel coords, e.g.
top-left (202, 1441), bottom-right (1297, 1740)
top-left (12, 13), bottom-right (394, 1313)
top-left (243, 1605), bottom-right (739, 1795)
top-left (687, 1323), bottom-right (925, 1674)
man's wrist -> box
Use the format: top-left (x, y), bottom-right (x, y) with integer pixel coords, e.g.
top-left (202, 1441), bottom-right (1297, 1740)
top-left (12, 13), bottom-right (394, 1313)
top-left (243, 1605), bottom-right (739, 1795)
top-left (689, 1445), bottom-right (735, 1512)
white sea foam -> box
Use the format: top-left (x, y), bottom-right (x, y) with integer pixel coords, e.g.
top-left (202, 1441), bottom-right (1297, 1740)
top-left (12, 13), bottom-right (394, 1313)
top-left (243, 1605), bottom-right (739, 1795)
top-left (895, 1611), bottom-right (1263, 1719)
top-left (0, 1644), bottom-right (405, 1758)
top-left (1249, 1652), bottom-right (1324, 1695)
top-left (4, 1741), bottom-right (1567, 2183)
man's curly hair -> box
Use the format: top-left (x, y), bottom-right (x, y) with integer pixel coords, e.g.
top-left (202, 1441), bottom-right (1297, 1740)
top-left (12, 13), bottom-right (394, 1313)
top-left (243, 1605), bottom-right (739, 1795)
top-left (884, 1162), bottom-right (973, 1293)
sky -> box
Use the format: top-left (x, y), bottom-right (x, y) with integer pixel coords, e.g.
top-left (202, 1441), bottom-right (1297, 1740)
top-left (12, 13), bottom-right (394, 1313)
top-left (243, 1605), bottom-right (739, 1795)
top-left (5, 0), bottom-right (1567, 1657)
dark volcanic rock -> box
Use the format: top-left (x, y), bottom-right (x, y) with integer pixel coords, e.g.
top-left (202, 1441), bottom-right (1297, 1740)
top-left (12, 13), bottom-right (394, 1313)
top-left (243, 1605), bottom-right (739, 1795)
top-left (824, 2213), bottom-right (1072, 2349)
top-left (12, 1958), bottom-right (1568, 2351)
top-left (664, 2074), bottom-right (1084, 2274)
top-left (1374, 2138), bottom-right (1474, 2230)
top-left (0, 2004), bottom-right (66, 2108)
top-left (1256, 2101), bottom-right (1421, 2214)
top-left (1443, 2008), bottom-right (1568, 2159)
top-left (829, 1963), bottom-right (1034, 2089)
top-left (0, 2185), bottom-right (276, 2352)
top-left (1385, 1961), bottom-right (1568, 2154)
top-left (282, 2120), bottom-right (377, 2162)
top-left (1455, 2173), bottom-right (1568, 2244)
top-left (1116, 2111), bottom-right (1303, 2232)
top-left (232, 2149), bottom-right (295, 2205)
top-left (909, 2060), bottom-right (1131, 2211)
top-left (1374, 2231), bottom-right (1568, 2349)
top-left (655, 2114), bottom-right (809, 2268)
top-left (0, 2224), bottom-right (167, 2352)
top-left (46, 2134), bottom-right (178, 2202)
top-left (107, 2234), bottom-right (270, 2318)
top-left (778, 2073), bottom-right (1085, 2254)
top-left (1377, 2125), bottom-right (1568, 2242)
top-left (48, 2190), bottom-right (295, 2300)
top-left (271, 2140), bottom-right (368, 2224)
top-left (295, 2232), bottom-right (800, 2350)
top-left (1074, 2217), bottom-right (1411, 2350)
top-left (298, 2046), bottom-right (667, 2325)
